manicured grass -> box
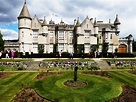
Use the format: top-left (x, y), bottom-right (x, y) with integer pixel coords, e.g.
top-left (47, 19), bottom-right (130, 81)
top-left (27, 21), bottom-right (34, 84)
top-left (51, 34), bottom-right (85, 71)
top-left (0, 72), bottom-right (38, 102)
top-left (109, 71), bottom-right (136, 88)
top-left (0, 71), bottom-right (136, 102)
top-left (33, 72), bottom-right (122, 102)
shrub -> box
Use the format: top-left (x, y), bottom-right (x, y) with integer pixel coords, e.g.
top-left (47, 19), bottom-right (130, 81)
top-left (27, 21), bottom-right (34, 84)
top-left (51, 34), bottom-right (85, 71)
top-left (17, 67), bottom-right (26, 70)
top-left (87, 66), bottom-right (100, 71)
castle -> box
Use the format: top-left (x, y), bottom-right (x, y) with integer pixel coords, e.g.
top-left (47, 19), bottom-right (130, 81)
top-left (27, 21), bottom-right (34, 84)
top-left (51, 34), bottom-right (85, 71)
top-left (15, 2), bottom-right (133, 54)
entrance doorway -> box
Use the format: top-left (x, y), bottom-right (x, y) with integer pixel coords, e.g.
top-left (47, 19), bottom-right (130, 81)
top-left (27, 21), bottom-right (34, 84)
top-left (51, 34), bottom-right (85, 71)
top-left (118, 44), bottom-right (127, 53)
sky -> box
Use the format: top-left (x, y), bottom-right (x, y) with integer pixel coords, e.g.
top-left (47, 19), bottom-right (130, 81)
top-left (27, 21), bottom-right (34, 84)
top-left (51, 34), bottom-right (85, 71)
top-left (0, 0), bottom-right (136, 40)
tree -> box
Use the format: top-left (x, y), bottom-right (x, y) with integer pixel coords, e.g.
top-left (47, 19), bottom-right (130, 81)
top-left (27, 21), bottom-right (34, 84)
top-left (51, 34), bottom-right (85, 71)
top-left (38, 44), bottom-right (44, 54)
top-left (102, 43), bottom-right (109, 57)
top-left (132, 40), bottom-right (136, 52)
top-left (0, 31), bottom-right (4, 51)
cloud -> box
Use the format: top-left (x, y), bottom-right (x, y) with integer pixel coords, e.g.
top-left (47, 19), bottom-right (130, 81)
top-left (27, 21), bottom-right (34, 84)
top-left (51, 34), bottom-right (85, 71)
top-left (0, 28), bottom-right (18, 40)
top-left (0, 0), bottom-right (22, 22)
top-left (0, 0), bottom-right (135, 39)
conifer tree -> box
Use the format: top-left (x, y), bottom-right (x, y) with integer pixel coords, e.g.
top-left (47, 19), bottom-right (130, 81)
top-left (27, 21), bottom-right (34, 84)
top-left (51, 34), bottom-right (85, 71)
top-left (0, 31), bottom-right (4, 51)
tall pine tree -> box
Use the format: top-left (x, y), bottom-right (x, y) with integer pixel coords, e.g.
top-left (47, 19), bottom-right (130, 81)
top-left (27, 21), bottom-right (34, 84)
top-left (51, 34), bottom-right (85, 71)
top-left (0, 31), bottom-right (4, 51)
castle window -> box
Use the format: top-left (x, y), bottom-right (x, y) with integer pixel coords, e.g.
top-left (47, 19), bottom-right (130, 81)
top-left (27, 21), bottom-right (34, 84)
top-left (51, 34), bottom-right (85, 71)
top-left (69, 31), bottom-right (73, 38)
top-left (69, 44), bottom-right (73, 52)
top-left (87, 24), bottom-right (88, 28)
top-left (85, 44), bottom-right (90, 53)
top-left (33, 31), bottom-right (38, 39)
top-left (49, 45), bottom-right (53, 52)
top-left (106, 33), bottom-right (108, 39)
top-left (99, 36), bottom-right (101, 39)
top-left (58, 44), bottom-right (64, 51)
top-left (110, 34), bottom-right (112, 39)
top-left (85, 31), bottom-right (90, 38)
top-left (50, 31), bottom-right (54, 38)
top-left (22, 31), bottom-right (24, 37)
top-left (58, 31), bottom-right (64, 39)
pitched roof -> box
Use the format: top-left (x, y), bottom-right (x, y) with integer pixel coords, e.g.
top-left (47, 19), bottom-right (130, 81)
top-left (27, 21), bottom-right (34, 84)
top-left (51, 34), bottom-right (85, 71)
top-left (18, 2), bottom-right (31, 19)
top-left (114, 14), bottom-right (120, 25)
top-left (94, 18), bottom-right (98, 27)
top-left (76, 17), bottom-right (80, 26)
top-left (98, 23), bottom-right (113, 31)
top-left (42, 16), bottom-right (47, 25)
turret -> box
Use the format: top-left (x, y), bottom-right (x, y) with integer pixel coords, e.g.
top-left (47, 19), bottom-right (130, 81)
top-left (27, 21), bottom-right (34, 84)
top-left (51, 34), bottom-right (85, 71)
top-left (18, 1), bottom-right (32, 52)
top-left (42, 16), bottom-right (48, 35)
top-left (18, 1), bottom-right (32, 29)
top-left (60, 19), bottom-right (65, 25)
top-left (114, 14), bottom-right (121, 33)
top-left (76, 17), bottom-right (81, 34)
top-left (94, 18), bottom-right (98, 36)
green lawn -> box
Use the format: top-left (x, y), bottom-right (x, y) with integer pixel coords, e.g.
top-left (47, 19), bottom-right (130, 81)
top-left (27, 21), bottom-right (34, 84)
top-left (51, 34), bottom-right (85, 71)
top-left (0, 71), bottom-right (136, 102)
top-left (33, 71), bottom-right (136, 102)
top-left (0, 72), bottom-right (38, 102)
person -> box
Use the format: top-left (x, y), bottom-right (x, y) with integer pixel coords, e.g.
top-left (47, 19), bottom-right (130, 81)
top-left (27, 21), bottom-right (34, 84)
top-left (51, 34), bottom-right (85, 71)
top-left (94, 51), bottom-right (97, 58)
top-left (11, 50), bottom-right (15, 59)
top-left (88, 51), bottom-right (91, 58)
top-left (0, 51), bottom-right (2, 59)
top-left (22, 50), bottom-right (25, 58)
top-left (59, 50), bottom-right (62, 58)
top-left (81, 50), bottom-right (84, 58)
top-left (28, 50), bottom-right (31, 58)
top-left (97, 51), bottom-right (100, 58)
top-left (5, 50), bottom-right (9, 58)
top-left (70, 52), bottom-right (73, 59)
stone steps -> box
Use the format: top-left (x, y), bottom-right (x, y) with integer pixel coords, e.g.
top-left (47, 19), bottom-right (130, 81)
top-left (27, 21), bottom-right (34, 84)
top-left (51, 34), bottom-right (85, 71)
top-left (93, 59), bottom-right (111, 70)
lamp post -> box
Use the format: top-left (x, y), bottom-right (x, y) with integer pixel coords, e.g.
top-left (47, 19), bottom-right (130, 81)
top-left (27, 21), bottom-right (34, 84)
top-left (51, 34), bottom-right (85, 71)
top-left (74, 65), bottom-right (78, 81)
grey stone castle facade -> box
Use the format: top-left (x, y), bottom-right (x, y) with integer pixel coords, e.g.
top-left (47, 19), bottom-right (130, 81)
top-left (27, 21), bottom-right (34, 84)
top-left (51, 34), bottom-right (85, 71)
top-left (4, 2), bottom-right (133, 54)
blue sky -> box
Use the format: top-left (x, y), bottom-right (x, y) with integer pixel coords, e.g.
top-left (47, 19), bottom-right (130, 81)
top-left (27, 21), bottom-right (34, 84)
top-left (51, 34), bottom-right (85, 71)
top-left (0, 0), bottom-right (136, 40)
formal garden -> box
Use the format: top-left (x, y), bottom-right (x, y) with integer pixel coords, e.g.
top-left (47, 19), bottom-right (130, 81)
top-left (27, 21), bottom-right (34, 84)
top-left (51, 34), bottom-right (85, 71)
top-left (0, 58), bottom-right (136, 102)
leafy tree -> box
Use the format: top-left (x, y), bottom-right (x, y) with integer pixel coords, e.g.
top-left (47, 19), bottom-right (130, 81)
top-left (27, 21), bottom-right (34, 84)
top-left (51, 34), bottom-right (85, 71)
top-left (0, 31), bottom-right (4, 51)
top-left (77, 44), bottom-right (84, 53)
top-left (91, 45), bottom-right (99, 52)
top-left (38, 44), bottom-right (44, 54)
top-left (102, 43), bottom-right (109, 57)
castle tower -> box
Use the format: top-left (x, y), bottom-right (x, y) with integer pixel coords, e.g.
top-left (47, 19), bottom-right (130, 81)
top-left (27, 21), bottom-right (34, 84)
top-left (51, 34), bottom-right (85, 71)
top-left (42, 16), bottom-right (48, 34)
top-left (94, 18), bottom-right (98, 36)
top-left (114, 14), bottom-right (121, 35)
top-left (76, 17), bottom-right (81, 34)
top-left (18, 1), bottom-right (32, 52)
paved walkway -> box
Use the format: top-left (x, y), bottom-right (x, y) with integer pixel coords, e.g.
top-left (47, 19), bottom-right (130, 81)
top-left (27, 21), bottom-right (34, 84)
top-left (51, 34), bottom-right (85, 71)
top-left (1, 57), bottom-right (136, 62)
top-left (33, 58), bottom-right (45, 61)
